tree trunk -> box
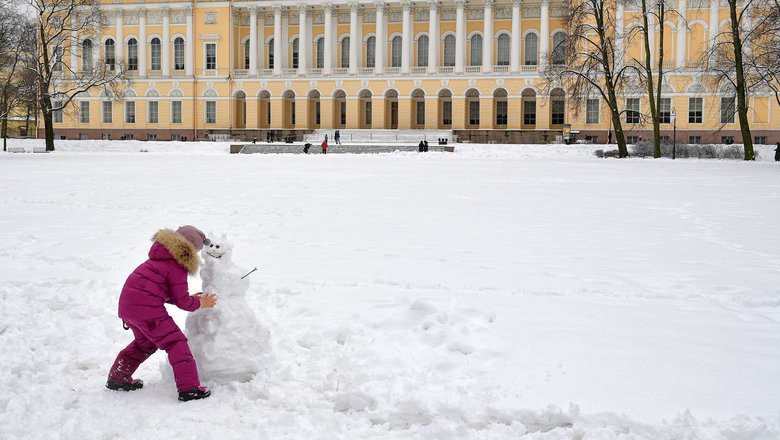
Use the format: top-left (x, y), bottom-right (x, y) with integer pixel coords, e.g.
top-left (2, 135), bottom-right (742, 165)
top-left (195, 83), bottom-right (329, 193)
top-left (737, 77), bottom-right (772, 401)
top-left (729, 0), bottom-right (754, 160)
top-left (40, 93), bottom-right (55, 151)
top-left (1, 97), bottom-right (7, 152)
top-left (641, 0), bottom-right (661, 158)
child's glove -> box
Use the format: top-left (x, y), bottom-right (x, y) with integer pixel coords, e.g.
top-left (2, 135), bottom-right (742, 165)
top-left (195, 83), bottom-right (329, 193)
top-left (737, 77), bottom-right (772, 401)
top-left (196, 292), bottom-right (218, 309)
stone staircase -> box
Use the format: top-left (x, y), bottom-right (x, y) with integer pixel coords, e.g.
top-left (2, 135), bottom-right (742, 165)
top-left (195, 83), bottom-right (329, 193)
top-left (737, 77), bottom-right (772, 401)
top-left (304, 129), bottom-right (454, 144)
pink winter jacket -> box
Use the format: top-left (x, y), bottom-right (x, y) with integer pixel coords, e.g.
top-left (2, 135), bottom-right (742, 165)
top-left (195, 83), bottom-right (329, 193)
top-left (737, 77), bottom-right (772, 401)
top-left (118, 229), bottom-right (201, 320)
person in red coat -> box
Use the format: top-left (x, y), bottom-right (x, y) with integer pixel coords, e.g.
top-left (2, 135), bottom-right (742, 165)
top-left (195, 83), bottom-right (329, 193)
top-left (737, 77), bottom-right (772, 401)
top-left (321, 138), bottom-right (328, 154)
top-left (107, 225), bottom-right (217, 401)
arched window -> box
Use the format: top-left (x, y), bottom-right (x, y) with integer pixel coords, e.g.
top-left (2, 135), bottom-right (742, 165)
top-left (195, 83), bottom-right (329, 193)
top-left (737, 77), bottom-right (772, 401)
top-left (470, 34), bottom-right (482, 66)
top-left (417, 35), bottom-right (429, 67)
top-left (150, 37), bottom-right (161, 70)
top-left (316, 37), bottom-right (324, 68)
top-left (174, 37), bottom-right (185, 70)
top-left (244, 40), bottom-right (250, 69)
top-left (292, 38), bottom-right (299, 69)
top-left (52, 46), bottom-right (63, 71)
top-left (268, 38), bottom-right (274, 68)
top-left (443, 35), bottom-right (455, 66)
top-left (366, 36), bottom-right (376, 68)
top-left (82, 39), bottom-right (93, 71)
top-left (127, 38), bottom-right (138, 71)
top-left (524, 33), bottom-right (538, 65)
top-left (552, 32), bottom-right (566, 65)
top-left (391, 36), bottom-right (402, 67)
top-left (341, 37), bottom-right (350, 68)
top-left (497, 34), bottom-right (510, 66)
top-left (105, 39), bottom-right (115, 70)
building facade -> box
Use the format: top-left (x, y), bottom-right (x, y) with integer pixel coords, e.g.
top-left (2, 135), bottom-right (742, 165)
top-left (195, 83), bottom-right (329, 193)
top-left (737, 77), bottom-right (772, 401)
top-left (48, 0), bottom-right (780, 144)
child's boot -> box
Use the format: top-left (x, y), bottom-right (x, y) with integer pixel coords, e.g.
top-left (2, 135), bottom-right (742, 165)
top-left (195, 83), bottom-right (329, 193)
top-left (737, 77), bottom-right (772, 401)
top-left (106, 379), bottom-right (144, 391)
top-left (178, 386), bottom-right (211, 402)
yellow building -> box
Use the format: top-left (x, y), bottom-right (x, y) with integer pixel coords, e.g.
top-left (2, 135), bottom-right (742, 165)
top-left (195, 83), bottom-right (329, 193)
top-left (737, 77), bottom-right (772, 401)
top-left (48, 0), bottom-right (780, 144)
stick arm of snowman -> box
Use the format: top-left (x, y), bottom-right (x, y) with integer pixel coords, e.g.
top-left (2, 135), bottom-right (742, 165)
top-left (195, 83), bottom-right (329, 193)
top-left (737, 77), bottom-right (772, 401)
top-left (241, 267), bottom-right (258, 279)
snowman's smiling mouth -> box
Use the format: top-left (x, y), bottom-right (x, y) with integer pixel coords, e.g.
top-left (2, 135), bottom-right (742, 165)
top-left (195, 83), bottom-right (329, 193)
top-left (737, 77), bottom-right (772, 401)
top-left (206, 252), bottom-right (224, 259)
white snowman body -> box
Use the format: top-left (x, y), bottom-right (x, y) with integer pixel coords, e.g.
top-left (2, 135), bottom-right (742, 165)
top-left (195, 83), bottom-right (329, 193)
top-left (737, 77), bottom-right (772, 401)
top-left (184, 234), bottom-right (271, 384)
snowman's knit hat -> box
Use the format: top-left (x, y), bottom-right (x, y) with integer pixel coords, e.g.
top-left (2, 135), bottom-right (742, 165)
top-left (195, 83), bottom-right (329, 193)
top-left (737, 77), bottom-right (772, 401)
top-left (175, 225), bottom-right (207, 251)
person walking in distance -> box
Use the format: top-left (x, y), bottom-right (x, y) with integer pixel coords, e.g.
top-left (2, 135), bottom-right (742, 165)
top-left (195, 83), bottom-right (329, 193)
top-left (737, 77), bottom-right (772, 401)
top-left (321, 138), bottom-right (329, 154)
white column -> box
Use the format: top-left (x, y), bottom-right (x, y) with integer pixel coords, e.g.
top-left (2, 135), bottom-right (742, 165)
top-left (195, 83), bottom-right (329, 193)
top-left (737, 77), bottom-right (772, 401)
top-left (324, 4), bottom-right (333, 74)
top-left (258, 10), bottom-right (265, 71)
top-left (455, 0), bottom-right (465, 74)
top-left (298, 5), bottom-right (309, 75)
top-left (70, 16), bottom-right (78, 74)
top-left (349, 3), bottom-right (359, 74)
top-left (709, 0), bottom-right (720, 62)
top-left (427, 1), bottom-right (439, 73)
top-left (510, 0), bottom-right (522, 73)
top-left (540, 0), bottom-right (549, 69)
top-left (401, 0), bottom-right (412, 74)
top-left (115, 11), bottom-right (124, 67)
top-left (185, 7), bottom-right (193, 75)
top-left (615, 0), bottom-right (624, 71)
top-left (138, 9), bottom-right (147, 78)
top-left (162, 8), bottom-right (171, 76)
top-left (676, 0), bottom-right (687, 68)
top-left (375, 2), bottom-right (386, 74)
top-left (273, 5), bottom-right (283, 75)
top-left (250, 7), bottom-right (259, 75)
top-left (482, 0), bottom-right (494, 72)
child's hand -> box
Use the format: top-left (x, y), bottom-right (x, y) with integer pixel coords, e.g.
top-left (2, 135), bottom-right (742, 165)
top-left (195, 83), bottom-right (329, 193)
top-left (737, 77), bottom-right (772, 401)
top-left (198, 293), bottom-right (217, 309)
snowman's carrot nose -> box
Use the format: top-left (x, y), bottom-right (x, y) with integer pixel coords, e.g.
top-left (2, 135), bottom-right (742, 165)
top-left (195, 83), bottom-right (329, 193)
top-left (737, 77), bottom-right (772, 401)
top-left (241, 267), bottom-right (258, 279)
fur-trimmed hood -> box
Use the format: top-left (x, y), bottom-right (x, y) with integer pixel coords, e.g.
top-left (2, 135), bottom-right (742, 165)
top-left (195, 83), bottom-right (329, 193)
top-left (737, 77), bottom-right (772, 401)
top-left (150, 229), bottom-right (201, 275)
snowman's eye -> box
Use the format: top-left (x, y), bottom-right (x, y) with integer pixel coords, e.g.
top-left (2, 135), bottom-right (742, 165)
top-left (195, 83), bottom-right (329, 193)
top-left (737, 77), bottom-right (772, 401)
top-left (216, 245), bottom-right (220, 249)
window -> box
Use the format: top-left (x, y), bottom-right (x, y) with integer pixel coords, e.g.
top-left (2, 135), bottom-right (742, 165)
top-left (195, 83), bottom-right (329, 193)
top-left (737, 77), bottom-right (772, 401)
top-left (496, 101), bottom-right (508, 125)
top-left (688, 97), bottom-right (703, 123)
top-left (442, 101), bottom-right (452, 125)
top-left (102, 133), bottom-right (111, 140)
top-left (292, 38), bottom-right (299, 69)
top-left (53, 47), bottom-right (63, 71)
top-left (365, 102), bottom-right (372, 125)
top-left (366, 36), bottom-right (376, 68)
top-left (627, 135), bottom-right (639, 144)
top-left (268, 39), bottom-right (274, 68)
top-left (443, 35), bottom-right (455, 66)
top-left (171, 101), bottom-right (182, 123)
top-left (315, 101), bottom-right (321, 125)
top-left (523, 100), bottom-right (536, 125)
top-left (720, 96), bottom-right (735, 124)
top-left (82, 39), bottom-right (93, 71)
top-left (524, 33), bottom-right (538, 65)
top-left (52, 102), bottom-right (63, 123)
top-left (125, 101), bottom-right (135, 123)
top-left (755, 136), bottom-right (767, 145)
top-left (551, 32), bottom-right (566, 65)
top-left (205, 101), bottom-right (216, 124)
top-left (721, 136), bottom-right (734, 144)
top-left (391, 36), bottom-right (402, 67)
top-left (150, 37), bottom-right (161, 71)
top-left (171, 134), bottom-right (182, 141)
top-left (79, 101), bottom-right (89, 123)
top-left (417, 35), bottom-right (428, 67)
top-left (497, 34), bottom-right (510, 66)
top-left (174, 38), bottom-right (185, 70)
top-left (416, 101), bottom-right (425, 125)
top-left (469, 101), bottom-right (480, 125)
top-left (625, 98), bottom-right (640, 124)
top-left (206, 43), bottom-right (216, 70)
top-left (551, 100), bottom-right (565, 125)
top-left (148, 101), bottom-right (158, 123)
top-left (340, 101), bottom-right (346, 125)
top-left (291, 102), bottom-right (296, 125)
top-left (316, 38), bottom-right (324, 68)
top-left (105, 39), bottom-right (115, 70)
top-left (470, 34), bottom-right (482, 66)
top-left (586, 98), bottom-right (599, 124)
top-left (102, 101), bottom-right (112, 123)
top-left (244, 40), bottom-right (251, 69)
top-left (341, 37), bottom-right (350, 67)
top-left (688, 135), bottom-right (701, 144)
top-left (659, 98), bottom-right (671, 123)
top-left (127, 39), bottom-right (138, 71)
top-left (148, 133), bottom-right (157, 141)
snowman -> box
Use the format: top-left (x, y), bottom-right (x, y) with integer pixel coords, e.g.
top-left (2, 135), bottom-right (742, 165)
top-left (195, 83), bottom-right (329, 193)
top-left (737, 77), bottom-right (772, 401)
top-left (184, 233), bottom-right (271, 384)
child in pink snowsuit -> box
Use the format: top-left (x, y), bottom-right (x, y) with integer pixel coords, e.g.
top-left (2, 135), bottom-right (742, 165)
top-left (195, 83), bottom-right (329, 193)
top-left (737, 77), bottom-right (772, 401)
top-left (107, 225), bottom-right (217, 401)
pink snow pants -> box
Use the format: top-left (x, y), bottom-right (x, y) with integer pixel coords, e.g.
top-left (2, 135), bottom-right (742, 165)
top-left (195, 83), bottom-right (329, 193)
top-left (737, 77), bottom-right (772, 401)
top-left (108, 315), bottom-right (200, 392)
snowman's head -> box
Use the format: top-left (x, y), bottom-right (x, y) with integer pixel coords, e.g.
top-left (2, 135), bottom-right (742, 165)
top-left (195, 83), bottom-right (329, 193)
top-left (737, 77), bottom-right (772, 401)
top-left (202, 233), bottom-right (233, 262)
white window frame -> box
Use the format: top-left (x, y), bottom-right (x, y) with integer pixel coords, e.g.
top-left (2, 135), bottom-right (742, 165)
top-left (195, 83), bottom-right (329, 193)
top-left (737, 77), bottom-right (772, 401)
top-left (79, 101), bottom-right (90, 123)
top-left (148, 101), bottom-right (159, 124)
top-left (102, 101), bottom-right (112, 123)
top-left (125, 101), bottom-right (136, 124)
top-left (205, 101), bottom-right (216, 124)
top-left (203, 42), bottom-right (217, 71)
top-left (171, 101), bottom-right (182, 124)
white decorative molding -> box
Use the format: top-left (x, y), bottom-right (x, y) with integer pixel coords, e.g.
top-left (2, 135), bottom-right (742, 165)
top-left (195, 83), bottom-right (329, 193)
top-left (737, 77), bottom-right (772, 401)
top-left (361, 79), bottom-right (369, 88)
top-left (148, 10), bottom-right (162, 25)
top-left (335, 80), bottom-right (344, 88)
top-left (205, 12), bottom-right (217, 24)
top-left (523, 4), bottom-right (540, 18)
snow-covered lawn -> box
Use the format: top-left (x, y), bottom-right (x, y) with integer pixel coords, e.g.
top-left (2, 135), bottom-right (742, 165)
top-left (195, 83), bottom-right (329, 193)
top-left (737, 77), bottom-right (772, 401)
top-left (1, 140), bottom-right (779, 439)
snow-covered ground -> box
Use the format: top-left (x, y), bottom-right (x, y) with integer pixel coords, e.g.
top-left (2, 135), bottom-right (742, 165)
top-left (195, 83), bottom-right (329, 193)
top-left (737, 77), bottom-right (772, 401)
top-left (1, 139), bottom-right (779, 439)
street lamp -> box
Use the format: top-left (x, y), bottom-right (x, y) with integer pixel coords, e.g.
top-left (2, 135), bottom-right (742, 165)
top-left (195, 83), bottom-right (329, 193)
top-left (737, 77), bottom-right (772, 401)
top-left (670, 107), bottom-right (677, 160)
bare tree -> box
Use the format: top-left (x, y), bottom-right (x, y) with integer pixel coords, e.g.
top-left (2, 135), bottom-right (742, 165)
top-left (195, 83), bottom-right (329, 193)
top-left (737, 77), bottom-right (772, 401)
top-left (547, 0), bottom-right (631, 157)
top-left (0, 4), bottom-right (36, 151)
top-left (744, 0), bottom-right (780, 109)
top-left (23, 0), bottom-right (129, 151)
